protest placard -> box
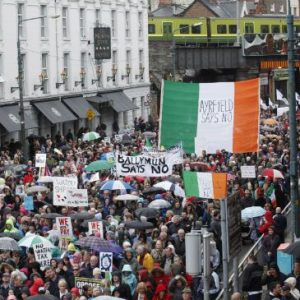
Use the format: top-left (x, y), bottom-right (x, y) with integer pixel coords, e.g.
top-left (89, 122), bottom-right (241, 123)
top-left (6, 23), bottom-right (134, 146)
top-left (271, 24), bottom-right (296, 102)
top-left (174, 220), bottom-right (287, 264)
top-left (240, 166), bottom-right (256, 178)
top-left (35, 153), bottom-right (47, 168)
top-left (53, 177), bottom-right (81, 206)
top-left (24, 195), bottom-right (33, 211)
top-left (56, 217), bottom-right (73, 238)
top-left (88, 221), bottom-right (104, 238)
top-left (103, 137), bottom-right (111, 144)
top-left (33, 242), bottom-right (52, 270)
top-left (75, 277), bottom-right (103, 294)
top-left (99, 252), bottom-right (113, 272)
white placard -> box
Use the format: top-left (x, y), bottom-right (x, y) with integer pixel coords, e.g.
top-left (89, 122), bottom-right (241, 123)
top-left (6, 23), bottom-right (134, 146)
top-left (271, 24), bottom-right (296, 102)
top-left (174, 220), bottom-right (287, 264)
top-left (99, 252), bottom-right (113, 272)
top-left (114, 134), bottom-right (123, 142)
top-left (35, 154), bottom-right (47, 168)
top-left (88, 221), bottom-right (104, 238)
top-left (55, 189), bottom-right (88, 207)
top-left (56, 217), bottom-right (73, 238)
top-left (240, 165), bottom-right (256, 178)
top-left (103, 137), bottom-right (111, 144)
top-left (52, 177), bottom-right (78, 206)
top-left (33, 242), bottom-right (52, 270)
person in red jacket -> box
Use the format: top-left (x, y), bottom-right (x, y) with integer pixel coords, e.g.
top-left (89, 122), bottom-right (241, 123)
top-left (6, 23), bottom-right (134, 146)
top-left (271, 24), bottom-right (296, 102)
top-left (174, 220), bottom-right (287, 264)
top-left (23, 169), bottom-right (33, 184)
top-left (151, 263), bottom-right (170, 287)
top-left (153, 283), bottom-right (171, 300)
top-left (29, 277), bottom-right (44, 296)
top-left (259, 210), bottom-right (274, 235)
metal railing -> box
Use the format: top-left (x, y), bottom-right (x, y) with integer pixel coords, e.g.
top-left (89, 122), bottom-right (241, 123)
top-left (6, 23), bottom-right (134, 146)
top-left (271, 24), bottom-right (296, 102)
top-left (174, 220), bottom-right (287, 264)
top-left (216, 202), bottom-right (292, 299)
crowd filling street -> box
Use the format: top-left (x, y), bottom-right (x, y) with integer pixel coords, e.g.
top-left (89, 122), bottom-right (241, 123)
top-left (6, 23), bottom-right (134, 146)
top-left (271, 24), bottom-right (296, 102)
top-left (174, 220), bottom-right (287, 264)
top-left (0, 107), bottom-right (297, 300)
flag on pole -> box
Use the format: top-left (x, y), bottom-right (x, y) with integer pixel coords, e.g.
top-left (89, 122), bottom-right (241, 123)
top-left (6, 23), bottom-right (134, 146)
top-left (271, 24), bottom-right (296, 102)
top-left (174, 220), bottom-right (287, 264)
top-left (159, 79), bottom-right (260, 154)
top-left (183, 171), bottom-right (227, 199)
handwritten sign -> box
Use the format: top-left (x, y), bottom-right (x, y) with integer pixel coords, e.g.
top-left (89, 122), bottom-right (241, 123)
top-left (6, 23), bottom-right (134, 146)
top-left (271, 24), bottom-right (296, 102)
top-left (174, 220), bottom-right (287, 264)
top-left (52, 177), bottom-right (78, 206)
top-left (33, 242), bottom-right (52, 270)
top-left (56, 217), bottom-right (73, 238)
top-left (241, 166), bottom-right (256, 178)
top-left (99, 252), bottom-right (113, 272)
top-left (75, 277), bottom-right (103, 294)
top-left (35, 154), bottom-right (47, 168)
top-left (88, 221), bottom-right (104, 238)
top-left (103, 137), bottom-right (111, 144)
top-left (24, 195), bottom-right (34, 211)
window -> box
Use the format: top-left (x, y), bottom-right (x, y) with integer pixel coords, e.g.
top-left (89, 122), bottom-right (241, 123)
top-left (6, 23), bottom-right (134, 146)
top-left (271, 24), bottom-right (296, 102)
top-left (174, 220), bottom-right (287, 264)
top-left (139, 49), bottom-right (144, 80)
top-left (229, 25), bottom-right (237, 34)
top-left (0, 54), bottom-right (4, 99)
top-left (132, 98), bottom-right (137, 119)
top-left (40, 5), bottom-right (48, 38)
top-left (126, 50), bottom-right (131, 84)
top-left (125, 11), bottom-right (130, 38)
top-left (217, 25), bottom-right (227, 34)
top-left (81, 52), bottom-right (86, 88)
top-left (179, 24), bottom-right (189, 34)
top-left (41, 53), bottom-right (48, 94)
top-left (63, 53), bottom-right (70, 91)
top-left (80, 8), bottom-right (86, 38)
top-left (62, 7), bottom-right (69, 38)
top-left (111, 10), bottom-right (116, 37)
top-left (260, 25), bottom-right (269, 33)
top-left (163, 22), bottom-right (172, 34)
top-left (245, 23), bottom-right (254, 34)
top-left (123, 111), bottom-right (128, 127)
top-left (112, 50), bottom-right (117, 84)
top-left (141, 96), bottom-right (145, 119)
top-left (192, 24), bottom-right (201, 34)
top-left (271, 25), bottom-right (280, 34)
top-left (18, 3), bottom-right (24, 38)
top-left (148, 24), bottom-right (156, 34)
top-left (282, 25), bottom-right (287, 33)
top-left (95, 9), bottom-right (100, 26)
top-left (138, 12), bottom-right (143, 38)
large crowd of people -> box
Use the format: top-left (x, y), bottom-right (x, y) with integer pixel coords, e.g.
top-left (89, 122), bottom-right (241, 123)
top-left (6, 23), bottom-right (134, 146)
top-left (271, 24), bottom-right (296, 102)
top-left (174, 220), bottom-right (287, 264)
top-left (0, 109), bottom-right (297, 300)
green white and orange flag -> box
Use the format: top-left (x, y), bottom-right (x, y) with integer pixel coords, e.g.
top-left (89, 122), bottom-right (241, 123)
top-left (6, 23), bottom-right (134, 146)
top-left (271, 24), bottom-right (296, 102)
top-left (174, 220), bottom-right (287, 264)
top-left (159, 79), bottom-right (260, 154)
top-left (183, 171), bottom-right (227, 200)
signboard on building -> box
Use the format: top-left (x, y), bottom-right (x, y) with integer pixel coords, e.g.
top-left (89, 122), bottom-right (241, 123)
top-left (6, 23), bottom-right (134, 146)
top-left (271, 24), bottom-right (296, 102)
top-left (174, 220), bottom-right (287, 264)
top-left (94, 27), bottom-right (111, 60)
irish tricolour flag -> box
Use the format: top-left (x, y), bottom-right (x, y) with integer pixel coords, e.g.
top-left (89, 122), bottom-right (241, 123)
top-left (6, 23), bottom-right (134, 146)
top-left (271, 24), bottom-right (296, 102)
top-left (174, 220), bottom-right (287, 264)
top-left (159, 79), bottom-right (260, 154)
top-left (183, 171), bottom-right (227, 200)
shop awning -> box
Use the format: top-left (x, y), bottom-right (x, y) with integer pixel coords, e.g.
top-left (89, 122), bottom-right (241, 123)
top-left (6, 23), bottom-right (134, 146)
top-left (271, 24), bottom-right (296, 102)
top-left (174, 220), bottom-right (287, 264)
top-left (63, 97), bottom-right (100, 119)
top-left (33, 100), bottom-right (77, 124)
top-left (101, 92), bottom-right (138, 113)
top-left (0, 105), bottom-right (38, 132)
top-left (85, 96), bottom-right (107, 104)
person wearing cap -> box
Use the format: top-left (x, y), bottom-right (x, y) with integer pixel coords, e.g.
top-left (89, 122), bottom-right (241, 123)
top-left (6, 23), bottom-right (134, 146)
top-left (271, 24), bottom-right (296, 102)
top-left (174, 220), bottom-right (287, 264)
top-left (70, 287), bottom-right (81, 300)
top-left (168, 274), bottom-right (187, 300)
top-left (182, 287), bottom-right (192, 300)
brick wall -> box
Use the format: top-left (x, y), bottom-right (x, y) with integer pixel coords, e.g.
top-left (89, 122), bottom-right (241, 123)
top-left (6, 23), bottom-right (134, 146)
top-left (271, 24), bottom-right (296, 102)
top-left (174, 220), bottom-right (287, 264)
top-left (182, 1), bottom-right (217, 17)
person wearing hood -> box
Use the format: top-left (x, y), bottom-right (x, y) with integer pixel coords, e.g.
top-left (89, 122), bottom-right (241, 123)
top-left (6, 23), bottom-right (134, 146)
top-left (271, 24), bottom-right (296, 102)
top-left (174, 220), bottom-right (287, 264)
top-left (285, 277), bottom-right (300, 300)
top-left (137, 245), bottom-right (154, 272)
top-left (29, 277), bottom-right (44, 296)
top-left (119, 248), bottom-right (139, 273)
top-left (153, 283), bottom-right (171, 300)
top-left (4, 218), bottom-right (18, 233)
top-left (168, 274), bottom-right (187, 300)
top-left (259, 210), bottom-right (274, 235)
top-left (121, 264), bottom-right (137, 297)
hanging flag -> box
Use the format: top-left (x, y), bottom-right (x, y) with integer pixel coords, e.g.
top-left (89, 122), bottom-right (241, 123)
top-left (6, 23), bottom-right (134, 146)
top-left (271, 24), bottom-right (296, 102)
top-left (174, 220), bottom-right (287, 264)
top-left (183, 171), bottom-right (227, 199)
top-left (159, 79), bottom-right (259, 154)
top-left (266, 183), bottom-right (277, 207)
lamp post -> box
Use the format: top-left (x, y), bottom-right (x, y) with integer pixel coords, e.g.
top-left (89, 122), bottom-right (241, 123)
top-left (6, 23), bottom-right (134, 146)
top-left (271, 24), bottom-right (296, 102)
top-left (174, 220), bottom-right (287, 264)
top-left (17, 15), bottom-right (59, 158)
top-left (172, 22), bottom-right (202, 80)
top-left (287, 0), bottom-right (299, 239)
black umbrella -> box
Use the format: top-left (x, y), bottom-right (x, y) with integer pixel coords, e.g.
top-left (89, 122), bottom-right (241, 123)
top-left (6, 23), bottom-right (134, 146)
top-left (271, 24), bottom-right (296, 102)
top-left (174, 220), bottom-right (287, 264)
top-left (125, 220), bottom-right (154, 230)
top-left (41, 213), bottom-right (63, 220)
top-left (143, 187), bottom-right (166, 195)
top-left (70, 212), bottom-right (95, 220)
top-left (0, 232), bottom-right (22, 241)
top-left (28, 295), bottom-right (58, 300)
top-left (283, 241), bottom-right (300, 257)
top-left (135, 208), bottom-right (159, 219)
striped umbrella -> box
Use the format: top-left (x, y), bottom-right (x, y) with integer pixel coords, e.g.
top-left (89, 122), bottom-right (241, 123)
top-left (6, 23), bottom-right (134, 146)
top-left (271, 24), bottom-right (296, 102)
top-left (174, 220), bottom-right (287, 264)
top-left (82, 131), bottom-right (100, 142)
top-left (100, 180), bottom-right (134, 191)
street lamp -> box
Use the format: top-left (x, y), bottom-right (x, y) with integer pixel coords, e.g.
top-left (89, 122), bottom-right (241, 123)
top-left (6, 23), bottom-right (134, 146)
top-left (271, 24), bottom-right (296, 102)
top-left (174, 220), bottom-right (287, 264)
top-left (172, 22), bottom-right (202, 80)
top-left (17, 15), bottom-right (59, 158)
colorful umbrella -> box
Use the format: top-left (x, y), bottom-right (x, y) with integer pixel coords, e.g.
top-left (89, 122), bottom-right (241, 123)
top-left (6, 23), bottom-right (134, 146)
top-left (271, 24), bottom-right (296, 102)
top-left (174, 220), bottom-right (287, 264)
top-left (154, 181), bottom-right (185, 198)
top-left (262, 168), bottom-right (284, 179)
top-left (0, 237), bottom-right (21, 251)
top-left (91, 240), bottom-right (123, 254)
top-left (100, 180), bottom-right (134, 191)
top-left (18, 235), bottom-right (55, 248)
top-left (85, 160), bottom-right (115, 172)
top-left (75, 236), bottom-right (108, 249)
top-left (82, 132), bottom-right (100, 142)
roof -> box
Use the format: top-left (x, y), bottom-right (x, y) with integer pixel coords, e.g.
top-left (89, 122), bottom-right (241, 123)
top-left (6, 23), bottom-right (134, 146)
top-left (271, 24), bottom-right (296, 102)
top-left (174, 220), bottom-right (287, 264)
top-left (151, 5), bottom-right (186, 17)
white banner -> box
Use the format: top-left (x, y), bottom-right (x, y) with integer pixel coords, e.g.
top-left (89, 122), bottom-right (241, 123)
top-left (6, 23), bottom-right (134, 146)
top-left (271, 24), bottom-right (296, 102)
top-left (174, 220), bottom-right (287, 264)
top-left (56, 217), bottom-right (73, 238)
top-left (99, 252), bottom-right (113, 272)
top-left (115, 151), bottom-right (182, 177)
top-left (240, 165), bottom-right (256, 178)
top-left (88, 221), bottom-right (104, 238)
top-left (35, 154), bottom-right (47, 168)
top-left (33, 242), bottom-right (52, 270)
top-left (52, 177), bottom-right (78, 206)
top-left (58, 189), bottom-right (88, 207)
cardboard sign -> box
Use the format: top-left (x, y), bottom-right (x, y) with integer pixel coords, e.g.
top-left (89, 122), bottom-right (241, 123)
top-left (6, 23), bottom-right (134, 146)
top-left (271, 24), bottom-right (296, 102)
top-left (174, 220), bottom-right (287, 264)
top-left (35, 154), bottom-right (47, 168)
top-left (56, 217), bottom-right (73, 238)
top-left (99, 252), bottom-right (113, 272)
top-left (114, 134), bottom-right (123, 142)
top-left (88, 221), bottom-right (104, 238)
top-left (52, 177), bottom-right (78, 206)
top-left (75, 277), bottom-right (103, 294)
top-left (24, 195), bottom-right (34, 211)
top-left (103, 137), bottom-right (111, 144)
top-left (240, 166), bottom-right (256, 178)
top-left (33, 242), bottom-right (52, 270)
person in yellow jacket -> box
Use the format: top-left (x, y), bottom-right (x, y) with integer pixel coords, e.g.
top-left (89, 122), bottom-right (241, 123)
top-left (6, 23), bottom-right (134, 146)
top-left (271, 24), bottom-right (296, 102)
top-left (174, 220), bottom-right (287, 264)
top-left (4, 218), bottom-right (18, 233)
top-left (137, 244), bottom-right (154, 272)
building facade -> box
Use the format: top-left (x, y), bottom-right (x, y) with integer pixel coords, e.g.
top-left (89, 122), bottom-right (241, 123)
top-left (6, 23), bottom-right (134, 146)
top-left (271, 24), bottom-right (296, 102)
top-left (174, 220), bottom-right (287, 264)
top-left (0, 0), bottom-right (150, 143)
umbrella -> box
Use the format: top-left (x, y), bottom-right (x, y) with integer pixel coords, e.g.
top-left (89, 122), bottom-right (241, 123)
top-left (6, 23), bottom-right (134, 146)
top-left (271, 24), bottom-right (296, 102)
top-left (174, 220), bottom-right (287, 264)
top-left (18, 235), bottom-right (55, 249)
top-left (0, 232), bottom-right (22, 241)
top-left (92, 240), bottom-right (123, 254)
top-left (100, 180), bottom-right (134, 191)
top-left (135, 207), bottom-right (159, 219)
top-left (263, 118), bottom-right (278, 126)
top-left (85, 160), bottom-right (115, 172)
top-left (241, 206), bottom-right (265, 221)
top-left (262, 168), bottom-right (284, 179)
top-left (125, 220), bottom-right (154, 230)
top-left (27, 185), bottom-right (49, 194)
top-left (75, 236), bottom-right (108, 249)
top-left (143, 131), bottom-right (157, 138)
top-left (148, 199), bottom-right (171, 209)
top-left (41, 213), bottom-right (62, 220)
top-left (83, 132), bottom-right (100, 142)
top-left (37, 176), bottom-right (53, 183)
top-left (283, 241), bottom-right (300, 256)
top-left (154, 181), bottom-right (185, 198)
top-left (0, 237), bottom-right (21, 251)
top-left (28, 295), bottom-right (59, 300)
top-left (94, 296), bottom-right (126, 300)
top-left (114, 194), bottom-right (139, 201)
top-left (142, 187), bottom-right (166, 195)
top-left (70, 212), bottom-right (95, 220)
